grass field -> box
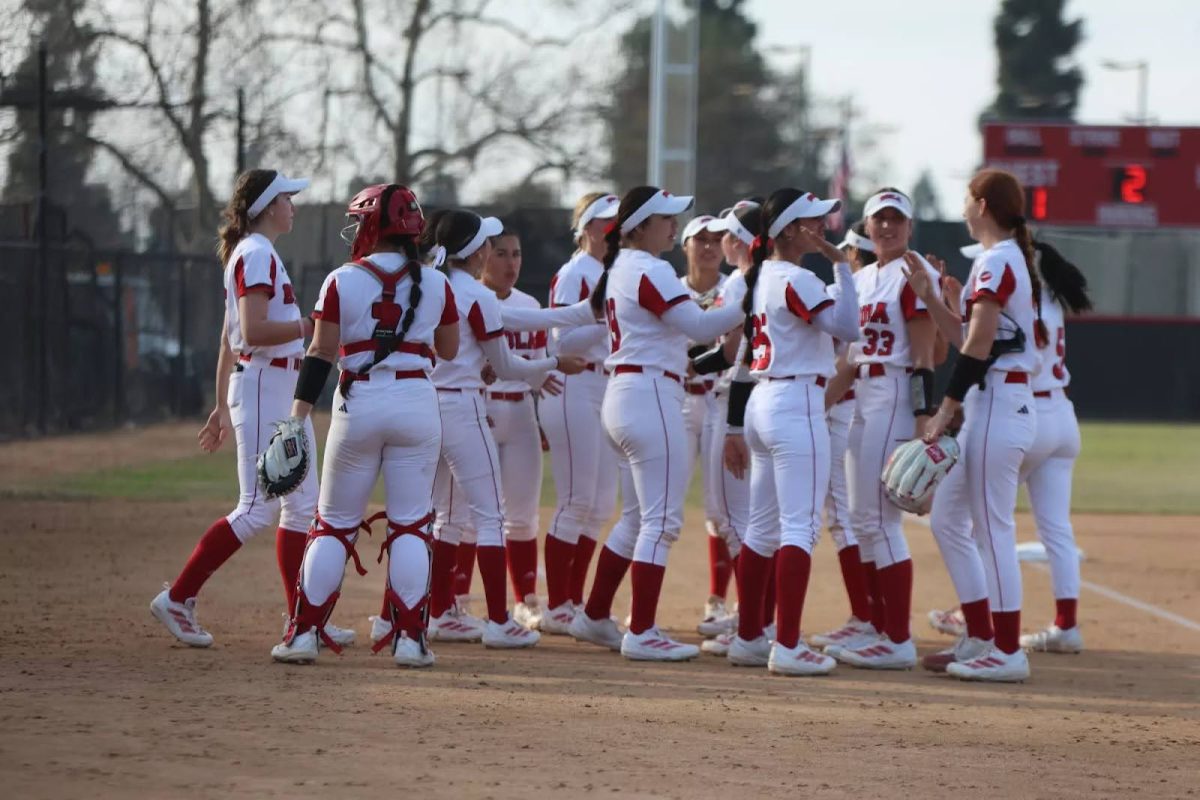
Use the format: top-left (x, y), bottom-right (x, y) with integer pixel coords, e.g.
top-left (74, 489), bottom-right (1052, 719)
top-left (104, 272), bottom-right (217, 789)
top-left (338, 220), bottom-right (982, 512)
top-left (34, 420), bottom-right (1200, 515)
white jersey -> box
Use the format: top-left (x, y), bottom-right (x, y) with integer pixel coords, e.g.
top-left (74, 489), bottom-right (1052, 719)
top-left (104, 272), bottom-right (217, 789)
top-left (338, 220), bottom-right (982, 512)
top-left (492, 287), bottom-right (547, 394)
top-left (602, 248), bottom-right (692, 376)
top-left (312, 253), bottom-right (457, 375)
top-left (223, 233), bottom-right (305, 359)
top-left (550, 251), bottom-right (609, 364)
top-left (684, 273), bottom-right (727, 391)
top-left (431, 267), bottom-right (505, 390)
top-left (713, 270), bottom-right (748, 392)
top-left (1031, 288), bottom-right (1069, 392)
top-left (849, 255), bottom-right (939, 368)
top-left (746, 260), bottom-right (836, 380)
top-left (963, 239), bottom-right (1041, 375)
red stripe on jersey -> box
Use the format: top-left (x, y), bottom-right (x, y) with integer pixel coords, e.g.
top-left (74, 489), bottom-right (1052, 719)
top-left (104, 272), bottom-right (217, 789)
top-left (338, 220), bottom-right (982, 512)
top-left (313, 276), bottom-right (340, 323)
top-left (971, 264), bottom-right (1016, 308)
top-left (784, 284), bottom-right (832, 323)
top-left (234, 256), bottom-right (271, 298)
top-left (579, 277), bottom-right (590, 302)
top-left (440, 281), bottom-right (460, 326)
top-left (468, 301), bottom-right (503, 340)
top-left (899, 281), bottom-right (927, 321)
top-left (548, 275), bottom-right (560, 308)
top-left (637, 273), bottom-right (688, 317)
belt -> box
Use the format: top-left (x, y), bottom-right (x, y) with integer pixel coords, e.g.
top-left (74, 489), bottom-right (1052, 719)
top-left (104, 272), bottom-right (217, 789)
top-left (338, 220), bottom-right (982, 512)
top-left (613, 365), bottom-right (682, 384)
top-left (582, 362), bottom-right (610, 375)
top-left (488, 391), bottom-right (528, 402)
top-left (839, 389), bottom-right (856, 404)
top-left (767, 375), bottom-right (828, 387)
top-left (858, 363), bottom-right (913, 379)
top-left (1033, 386), bottom-right (1068, 399)
top-left (437, 387), bottom-right (484, 395)
top-left (342, 369), bottom-right (427, 383)
top-left (1003, 371), bottom-right (1029, 384)
top-left (685, 380), bottom-right (714, 396)
top-left (237, 354), bottom-right (301, 371)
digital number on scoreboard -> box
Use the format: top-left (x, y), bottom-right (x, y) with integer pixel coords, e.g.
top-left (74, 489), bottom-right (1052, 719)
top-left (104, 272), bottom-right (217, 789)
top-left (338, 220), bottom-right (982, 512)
top-left (982, 123), bottom-right (1200, 228)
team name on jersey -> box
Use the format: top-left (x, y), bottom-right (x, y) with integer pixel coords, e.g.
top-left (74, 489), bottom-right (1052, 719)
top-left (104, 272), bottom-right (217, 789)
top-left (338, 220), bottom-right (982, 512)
top-left (860, 302), bottom-right (890, 326)
top-left (505, 330), bottom-right (547, 351)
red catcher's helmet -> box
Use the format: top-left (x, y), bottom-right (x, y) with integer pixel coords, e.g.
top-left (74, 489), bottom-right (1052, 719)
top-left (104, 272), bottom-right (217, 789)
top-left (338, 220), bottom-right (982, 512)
top-left (346, 184), bottom-right (424, 260)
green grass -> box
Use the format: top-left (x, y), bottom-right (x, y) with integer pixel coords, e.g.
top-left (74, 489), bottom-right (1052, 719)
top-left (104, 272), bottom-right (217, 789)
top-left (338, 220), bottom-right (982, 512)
top-left (24, 421), bottom-right (1200, 516)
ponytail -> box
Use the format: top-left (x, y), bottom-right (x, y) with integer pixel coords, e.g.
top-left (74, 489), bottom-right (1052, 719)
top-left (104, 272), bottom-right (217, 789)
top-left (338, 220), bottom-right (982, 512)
top-left (1013, 219), bottom-right (1049, 347)
top-left (217, 169), bottom-right (277, 265)
top-left (740, 235), bottom-right (770, 366)
top-left (590, 223), bottom-right (621, 316)
top-left (1034, 241), bottom-right (1093, 314)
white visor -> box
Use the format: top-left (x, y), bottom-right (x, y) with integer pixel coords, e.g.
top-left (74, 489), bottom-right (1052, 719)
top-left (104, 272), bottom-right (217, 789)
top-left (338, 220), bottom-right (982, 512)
top-left (960, 243), bottom-right (985, 258)
top-left (247, 173), bottom-right (310, 219)
top-left (863, 190), bottom-right (914, 220)
top-left (681, 215), bottom-right (724, 243)
top-left (709, 200), bottom-right (760, 246)
top-left (620, 190), bottom-right (694, 235)
top-left (575, 194), bottom-right (619, 237)
top-left (767, 192), bottom-right (841, 239)
top-left (837, 228), bottom-right (875, 253)
top-left (451, 215), bottom-right (503, 260)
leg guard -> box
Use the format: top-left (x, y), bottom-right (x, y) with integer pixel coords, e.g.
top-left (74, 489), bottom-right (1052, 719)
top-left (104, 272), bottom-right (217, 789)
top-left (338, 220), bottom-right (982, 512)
top-left (372, 512), bottom-right (435, 656)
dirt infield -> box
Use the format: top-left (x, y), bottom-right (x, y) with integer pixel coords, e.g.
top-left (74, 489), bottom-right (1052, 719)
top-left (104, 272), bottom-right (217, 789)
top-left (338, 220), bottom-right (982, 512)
top-left (1, 425), bottom-right (1198, 799)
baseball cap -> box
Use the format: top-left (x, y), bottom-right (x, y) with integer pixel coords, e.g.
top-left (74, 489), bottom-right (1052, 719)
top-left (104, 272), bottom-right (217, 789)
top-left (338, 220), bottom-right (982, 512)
top-left (767, 192), bottom-right (841, 239)
top-left (575, 194), bottom-right (619, 237)
top-left (960, 243), bottom-right (984, 258)
top-left (863, 190), bottom-right (914, 220)
top-left (248, 172), bottom-right (310, 219)
top-left (709, 200), bottom-right (761, 245)
top-left (620, 189), bottom-right (694, 234)
top-left (681, 214), bottom-right (725, 244)
top-left (837, 226), bottom-right (875, 253)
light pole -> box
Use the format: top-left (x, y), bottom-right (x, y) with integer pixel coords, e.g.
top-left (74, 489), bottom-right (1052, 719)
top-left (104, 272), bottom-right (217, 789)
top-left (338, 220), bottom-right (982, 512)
top-left (1101, 59), bottom-right (1149, 124)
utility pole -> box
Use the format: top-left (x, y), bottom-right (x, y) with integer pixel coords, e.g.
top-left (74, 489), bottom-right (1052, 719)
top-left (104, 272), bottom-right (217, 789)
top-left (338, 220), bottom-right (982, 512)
top-left (236, 87), bottom-right (246, 174)
top-left (36, 41), bottom-right (49, 434)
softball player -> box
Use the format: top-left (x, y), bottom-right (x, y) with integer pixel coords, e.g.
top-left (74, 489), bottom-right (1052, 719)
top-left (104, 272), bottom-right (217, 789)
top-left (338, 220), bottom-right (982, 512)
top-left (149, 169), bottom-right (354, 648)
top-left (720, 189), bottom-right (860, 675)
top-left (269, 184), bottom-right (458, 667)
top-left (567, 185), bottom-right (745, 661)
top-left (825, 189), bottom-right (940, 672)
top-left (915, 168), bottom-right (1045, 682)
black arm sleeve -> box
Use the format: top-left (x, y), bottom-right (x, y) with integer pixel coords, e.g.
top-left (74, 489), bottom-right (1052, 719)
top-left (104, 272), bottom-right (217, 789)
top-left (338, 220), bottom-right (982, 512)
top-left (944, 354), bottom-right (989, 402)
top-left (691, 344), bottom-right (733, 376)
top-left (909, 368), bottom-right (935, 417)
top-left (295, 355), bottom-right (333, 405)
top-left (726, 379), bottom-right (754, 428)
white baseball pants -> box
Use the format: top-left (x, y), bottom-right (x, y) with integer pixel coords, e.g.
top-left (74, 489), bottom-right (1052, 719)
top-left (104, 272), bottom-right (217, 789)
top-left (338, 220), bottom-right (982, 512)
top-left (1020, 391), bottom-right (1081, 600)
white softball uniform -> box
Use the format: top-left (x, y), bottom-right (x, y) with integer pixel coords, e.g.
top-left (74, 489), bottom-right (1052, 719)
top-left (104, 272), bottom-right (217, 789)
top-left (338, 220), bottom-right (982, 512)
top-left (682, 274), bottom-right (726, 530)
top-left (844, 255), bottom-right (940, 569)
top-left (222, 234), bottom-right (316, 542)
top-left (823, 392), bottom-right (857, 550)
top-left (705, 271), bottom-right (750, 555)
top-left (930, 239), bottom-right (1038, 612)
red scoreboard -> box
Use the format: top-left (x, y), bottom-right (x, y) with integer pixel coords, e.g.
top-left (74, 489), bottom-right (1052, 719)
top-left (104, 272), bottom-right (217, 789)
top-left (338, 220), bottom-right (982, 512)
top-left (982, 123), bottom-right (1200, 228)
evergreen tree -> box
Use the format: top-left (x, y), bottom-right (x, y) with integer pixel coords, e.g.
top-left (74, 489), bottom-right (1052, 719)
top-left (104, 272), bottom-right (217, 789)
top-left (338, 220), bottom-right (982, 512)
top-left (982, 0), bottom-right (1085, 122)
top-left (910, 169), bottom-right (943, 222)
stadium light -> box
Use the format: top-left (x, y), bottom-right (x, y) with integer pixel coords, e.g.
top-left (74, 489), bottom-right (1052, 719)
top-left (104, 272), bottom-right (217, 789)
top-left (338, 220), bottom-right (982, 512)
top-left (1101, 59), bottom-right (1150, 125)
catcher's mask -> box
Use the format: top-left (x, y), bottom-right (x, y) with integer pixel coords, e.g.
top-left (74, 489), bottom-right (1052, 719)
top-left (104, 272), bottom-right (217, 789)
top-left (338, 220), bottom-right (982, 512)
top-left (343, 184), bottom-right (425, 260)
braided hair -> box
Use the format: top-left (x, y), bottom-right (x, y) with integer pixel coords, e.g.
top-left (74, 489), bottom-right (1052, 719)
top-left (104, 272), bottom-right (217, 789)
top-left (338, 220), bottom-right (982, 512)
top-left (741, 188), bottom-right (804, 365)
top-left (590, 186), bottom-right (661, 316)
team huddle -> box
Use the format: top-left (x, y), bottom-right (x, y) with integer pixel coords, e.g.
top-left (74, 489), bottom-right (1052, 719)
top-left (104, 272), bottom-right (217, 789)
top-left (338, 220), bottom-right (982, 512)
top-left (150, 164), bottom-right (1093, 683)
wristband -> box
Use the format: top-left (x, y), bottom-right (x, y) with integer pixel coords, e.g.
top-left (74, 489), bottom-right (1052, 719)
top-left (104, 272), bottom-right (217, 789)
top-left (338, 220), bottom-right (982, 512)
top-left (692, 345), bottom-right (733, 375)
top-left (294, 355), bottom-right (333, 405)
top-left (726, 379), bottom-right (754, 428)
top-left (909, 368), bottom-right (935, 417)
top-left (944, 353), bottom-right (989, 402)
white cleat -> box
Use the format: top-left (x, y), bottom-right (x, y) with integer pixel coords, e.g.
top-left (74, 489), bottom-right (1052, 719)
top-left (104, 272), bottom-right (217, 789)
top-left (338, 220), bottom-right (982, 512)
top-left (568, 612), bottom-right (624, 651)
top-left (482, 616), bottom-right (541, 649)
top-left (763, 622), bottom-right (777, 642)
top-left (922, 636), bottom-right (994, 673)
top-left (928, 607), bottom-right (967, 638)
top-left (271, 629), bottom-right (319, 664)
top-left (768, 640), bottom-right (836, 676)
top-left (701, 632), bottom-right (733, 656)
top-left (946, 646), bottom-right (1031, 682)
top-left (392, 633), bottom-right (436, 668)
top-left (697, 596), bottom-right (738, 637)
top-left (833, 636), bottom-right (918, 670)
top-left (428, 609), bottom-right (485, 643)
top-left (513, 595), bottom-right (544, 631)
top-left (539, 602), bottom-right (576, 635)
top-left (150, 586), bottom-right (213, 648)
top-left (1020, 624), bottom-right (1083, 654)
top-left (809, 617), bottom-right (875, 649)
top-left (727, 634), bottom-right (771, 667)
top-left (621, 627), bottom-right (700, 661)
top-left (283, 613), bottom-right (355, 648)
top-left (369, 615), bottom-right (392, 645)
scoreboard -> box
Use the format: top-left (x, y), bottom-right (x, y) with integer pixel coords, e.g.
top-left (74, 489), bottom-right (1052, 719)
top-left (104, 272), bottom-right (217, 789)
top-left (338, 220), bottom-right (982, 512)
top-left (982, 123), bottom-right (1200, 228)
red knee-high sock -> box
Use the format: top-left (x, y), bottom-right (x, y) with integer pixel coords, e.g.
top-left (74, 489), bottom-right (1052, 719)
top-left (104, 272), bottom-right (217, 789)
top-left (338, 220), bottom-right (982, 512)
top-left (863, 561), bottom-right (885, 632)
top-left (960, 597), bottom-right (994, 641)
top-left (453, 542), bottom-right (477, 597)
top-left (429, 540), bottom-right (458, 618)
top-left (506, 539), bottom-right (538, 602)
top-left (763, 552), bottom-right (778, 626)
top-left (1054, 598), bottom-right (1078, 630)
top-left (708, 535), bottom-right (733, 599)
top-left (476, 545), bottom-right (509, 624)
top-left (569, 534), bottom-right (598, 606)
top-left (774, 546), bottom-right (813, 650)
top-left (730, 554), bottom-right (742, 606)
top-left (735, 546), bottom-right (771, 640)
top-left (544, 534), bottom-right (575, 609)
top-left (628, 561), bottom-right (667, 635)
top-left (275, 527), bottom-right (307, 612)
top-left (879, 559), bottom-right (913, 644)
top-left (169, 518), bottom-right (242, 602)
top-left (583, 546), bottom-right (630, 621)
top-left (836, 545), bottom-right (872, 622)
top-left (993, 610), bottom-right (1021, 654)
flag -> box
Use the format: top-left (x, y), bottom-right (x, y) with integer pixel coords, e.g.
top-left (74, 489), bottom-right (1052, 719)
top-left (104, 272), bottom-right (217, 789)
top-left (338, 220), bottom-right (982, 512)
top-left (827, 132), bottom-right (850, 233)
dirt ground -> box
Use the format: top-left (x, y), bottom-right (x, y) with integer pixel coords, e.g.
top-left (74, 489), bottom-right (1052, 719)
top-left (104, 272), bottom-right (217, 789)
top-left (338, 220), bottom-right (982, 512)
top-left (1, 424), bottom-right (1198, 799)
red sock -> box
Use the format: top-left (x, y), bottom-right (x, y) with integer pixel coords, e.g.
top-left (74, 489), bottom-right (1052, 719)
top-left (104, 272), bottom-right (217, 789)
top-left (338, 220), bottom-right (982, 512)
top-left (735, 546), bottom-right (771, 640)
top-left (763, 552), bottom-right (778, 625)
top-left (730, 554), bottom-right (741, 606)
top-left (628, 561), bottom-right (667, 634)
top-left (569, 535), bottom-right (598, 606)
top-left (708, 535), bottom-right (732, 599)
top-left (453, 542), bottom-right (477, 597)
top-left (836, 545), bottom-right (872, 622)
top-left (476, 545), bottom-right (509, 624)
top-left (774, 546), bottom-right (812, 649)
top-left (1054, 598), bottom-right (1078, 630)
top-left (544, 534), bottom-right (575, 609)
top-left (960, 598), bottom-right (994, 641)
top-left (879, 559), bottom-right (913, 644)
top-left (429, 540), bottom-right (458, 618)
top-left (275, 528), bottom-right (307, 612)
top-left (583, 546), bottom-right (630, 621)
top-left (863, 561), bottom-right (885, 632)
top-left (506, 539), bottom-right (538, 602)
top-left (169, 518), bottom-right (242, 602)
top-left (993, 610), bottom-right (1021, 654)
